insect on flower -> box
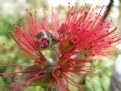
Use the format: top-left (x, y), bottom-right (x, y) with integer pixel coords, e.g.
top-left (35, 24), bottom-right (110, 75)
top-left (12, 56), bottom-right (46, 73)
top-left (1, 4), bottom-right (121, 91)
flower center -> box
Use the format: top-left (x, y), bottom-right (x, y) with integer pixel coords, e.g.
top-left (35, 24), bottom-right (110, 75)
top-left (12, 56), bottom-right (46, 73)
top-left (36, 31), bottom-right (59, 63)
top-left (40, 37), bottom-right (49, 48)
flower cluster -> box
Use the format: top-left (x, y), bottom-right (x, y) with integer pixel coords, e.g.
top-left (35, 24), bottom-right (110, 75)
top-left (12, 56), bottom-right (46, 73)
top-left (1, 5), bottom-right (120, 91)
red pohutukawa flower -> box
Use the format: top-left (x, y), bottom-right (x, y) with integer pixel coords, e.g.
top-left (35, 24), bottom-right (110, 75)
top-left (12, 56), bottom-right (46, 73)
top-left (1, 5), bottom-right (121, 91)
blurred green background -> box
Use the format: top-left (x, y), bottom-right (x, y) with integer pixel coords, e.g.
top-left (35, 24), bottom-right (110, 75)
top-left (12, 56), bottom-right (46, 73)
top-left (0, 0), bottom-right (121, 91)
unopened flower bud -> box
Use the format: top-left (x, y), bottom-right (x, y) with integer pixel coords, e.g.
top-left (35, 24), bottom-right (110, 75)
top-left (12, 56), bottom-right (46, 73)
top-left (39, 37), bottom-right (49, 48)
